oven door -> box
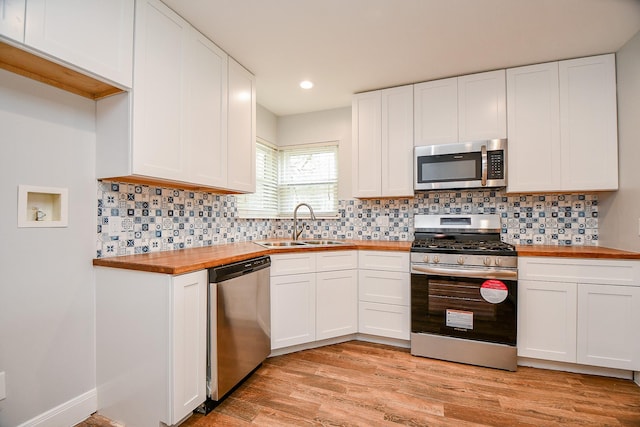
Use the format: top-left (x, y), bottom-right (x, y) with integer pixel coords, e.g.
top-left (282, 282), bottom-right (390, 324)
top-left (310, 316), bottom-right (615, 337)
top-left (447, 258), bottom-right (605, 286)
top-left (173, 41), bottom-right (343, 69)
top-left (411, 270), bottom-right (516, 346)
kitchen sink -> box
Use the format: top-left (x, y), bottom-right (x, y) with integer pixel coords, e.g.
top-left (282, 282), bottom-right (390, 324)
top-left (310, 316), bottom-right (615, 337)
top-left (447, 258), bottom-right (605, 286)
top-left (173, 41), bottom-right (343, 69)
top-left (254, 241), bottom-right (308, 248)
top-left (300, 240), bottom-right (344, 245)
top-left (254, 240), bottom-right (346, 249)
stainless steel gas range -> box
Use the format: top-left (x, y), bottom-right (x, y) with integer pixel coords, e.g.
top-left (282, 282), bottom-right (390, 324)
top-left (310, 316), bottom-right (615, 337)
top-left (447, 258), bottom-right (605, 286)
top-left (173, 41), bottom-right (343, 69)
top-left (410, 214), bottom-right (518, 371)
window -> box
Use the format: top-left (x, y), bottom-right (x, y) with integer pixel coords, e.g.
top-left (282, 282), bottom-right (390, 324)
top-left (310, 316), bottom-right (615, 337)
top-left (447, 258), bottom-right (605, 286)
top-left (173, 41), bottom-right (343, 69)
top-left (237, 141), bottom-right (338, 218)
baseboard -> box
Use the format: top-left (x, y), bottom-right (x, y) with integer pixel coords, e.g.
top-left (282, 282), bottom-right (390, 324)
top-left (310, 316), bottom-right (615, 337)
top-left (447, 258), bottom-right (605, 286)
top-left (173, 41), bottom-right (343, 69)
top-left (518, 357), bottom-right (633, 380)
top-left (635, 371), bottom-right (640, 386)
top-left (17, 388), bottom-right (97, 427)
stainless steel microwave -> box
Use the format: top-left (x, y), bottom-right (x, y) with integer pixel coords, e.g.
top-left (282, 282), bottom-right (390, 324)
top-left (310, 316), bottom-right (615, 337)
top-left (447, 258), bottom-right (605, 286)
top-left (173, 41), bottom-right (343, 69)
top-left (414, 139), bottom-right (507, 191)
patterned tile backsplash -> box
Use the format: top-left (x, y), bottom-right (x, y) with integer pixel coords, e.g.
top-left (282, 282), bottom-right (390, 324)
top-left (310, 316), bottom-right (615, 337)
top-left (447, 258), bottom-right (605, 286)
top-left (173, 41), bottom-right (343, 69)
top-left (96, 181), bottom-right (598, 258)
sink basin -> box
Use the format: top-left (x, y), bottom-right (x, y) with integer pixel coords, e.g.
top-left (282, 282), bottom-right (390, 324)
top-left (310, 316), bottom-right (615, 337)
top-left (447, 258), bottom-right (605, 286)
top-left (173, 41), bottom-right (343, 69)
top-left (300, 240), bottom-right (345, 245)
top-left (255, 241), bottom-right (308, 248)
top-left (254, 240), bottom-right (346, 249)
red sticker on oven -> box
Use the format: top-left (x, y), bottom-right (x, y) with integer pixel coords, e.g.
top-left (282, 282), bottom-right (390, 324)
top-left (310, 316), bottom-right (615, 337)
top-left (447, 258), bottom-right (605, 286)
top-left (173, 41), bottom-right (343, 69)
top-left (480, 280), bottom-right (508, 304)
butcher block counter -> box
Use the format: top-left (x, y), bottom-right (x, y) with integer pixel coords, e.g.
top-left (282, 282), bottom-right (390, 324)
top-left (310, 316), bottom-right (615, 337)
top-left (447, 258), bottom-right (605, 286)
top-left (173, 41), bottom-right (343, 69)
top-left (93, 239), bottom-right (640, 275)
top-left (93, 240), bottom-right (412, 275)
top-left (515, 245), bottom-right (640, 260)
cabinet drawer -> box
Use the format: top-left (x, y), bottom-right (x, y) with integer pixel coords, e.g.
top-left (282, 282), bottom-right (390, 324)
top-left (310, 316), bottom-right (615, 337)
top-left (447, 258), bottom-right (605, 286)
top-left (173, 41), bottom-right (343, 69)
top-left (359, 270), bottom-right (409, 305)
top-left (359, 301), bottom-right (410, 340)
top-left (518, 257), bottom-right (640, 286)
top-left (316, 250), bottom-right (358, 272)
top-left (270, 253), bottom-right (316, 276)
top-left (358, 251), bottom-right (409, 272)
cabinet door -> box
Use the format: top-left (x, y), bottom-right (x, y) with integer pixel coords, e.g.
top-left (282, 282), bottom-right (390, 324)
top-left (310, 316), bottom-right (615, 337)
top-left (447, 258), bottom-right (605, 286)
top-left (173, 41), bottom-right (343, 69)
top-left (171, 270), bottom-right (207, 424)
top-left (131, 0), bottom-right (188, 181)
top-left (458, 69), bottom-right (506, 141)
top-left (559, 54), bottom-right (618, 191)
top-left (24, 0), bottom-right (133, 87)
top-left (185, 28), bottom-right (228, 188)
top-left (506, 62), bottom-right (561, 193)
top-left (227, 57), bottom-right (256, 193)
top-left (381, 85), bottom-right (414, 197)
top-left (359, 301), bottom-right (410, 340)
top-left (0, 0), bottom-right (24, 41)
top-left (316, 269), bottom-right (358, 340)
top-left (359, 269), bottom-right (410, 306)
top-left (577, 283), bottom-right (640, 370)
top-left (413, 77), bottom-right (458, 146)
top-left (271, 273), bottom-right (316, 349)
top-left (352, 91), bottom-right (382, 197)
top-left (517, 279), bottom-right (577, 362)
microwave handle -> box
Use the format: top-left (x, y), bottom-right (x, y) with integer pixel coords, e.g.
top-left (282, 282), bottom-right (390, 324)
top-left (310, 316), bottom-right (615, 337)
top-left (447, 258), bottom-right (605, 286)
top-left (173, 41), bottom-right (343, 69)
top-left (481, 144), bottom-right (487, 186)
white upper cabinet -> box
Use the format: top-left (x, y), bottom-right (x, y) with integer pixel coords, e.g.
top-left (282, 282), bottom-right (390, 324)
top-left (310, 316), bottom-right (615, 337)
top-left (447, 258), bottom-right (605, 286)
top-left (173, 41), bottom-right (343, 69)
top-left (130, 0), bottom-right (188, 181)
top-left (24, 0), bottom-right (133, 88)
top-left (352, 85), bottom-right (413, 198)
top-left (507, 54), bottom-right (618, 193)
top-left (185, 28), bottom-right (228, 189)
top-left (227, 58), bottom-right (256, 193)
top-left (559, 55), bottom-right (618, 191)
top-left (413, 77), bottom-right (458, 145)
top-left (0, 0), bottom-right (25, 42)
top-left (458, 70), bottom-right (507, 141)
top-left (414, 70), bottom-right (506, 146)
top-left (96, 0), bottom-right (256, 192)
top-left (506, 62), bottom-right (561, 192)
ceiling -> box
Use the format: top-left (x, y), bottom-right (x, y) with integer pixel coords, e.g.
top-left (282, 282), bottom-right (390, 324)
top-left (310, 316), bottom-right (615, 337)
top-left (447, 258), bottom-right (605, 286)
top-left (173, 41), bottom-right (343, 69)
top-left (163, 0), bottom-right (640, 117)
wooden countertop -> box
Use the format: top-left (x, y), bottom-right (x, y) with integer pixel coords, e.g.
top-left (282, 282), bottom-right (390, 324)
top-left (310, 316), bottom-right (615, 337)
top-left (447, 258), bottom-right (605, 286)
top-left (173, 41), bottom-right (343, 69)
top-left (93, 240), bottom-right (640, 275)
top-left (515, 245), bottom-right (640, 260)
top-left (93, 240), bottom-right (412, 275)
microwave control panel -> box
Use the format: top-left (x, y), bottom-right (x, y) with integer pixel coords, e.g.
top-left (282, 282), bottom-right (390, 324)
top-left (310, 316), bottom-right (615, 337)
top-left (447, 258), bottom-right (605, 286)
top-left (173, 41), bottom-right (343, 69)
top-left (487, 150), bottom-right (504, 179)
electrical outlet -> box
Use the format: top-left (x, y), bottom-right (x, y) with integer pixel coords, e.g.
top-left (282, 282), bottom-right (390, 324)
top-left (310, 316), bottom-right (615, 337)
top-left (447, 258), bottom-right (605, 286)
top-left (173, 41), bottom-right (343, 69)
top-left (0, 371), bottom-right (6, 400)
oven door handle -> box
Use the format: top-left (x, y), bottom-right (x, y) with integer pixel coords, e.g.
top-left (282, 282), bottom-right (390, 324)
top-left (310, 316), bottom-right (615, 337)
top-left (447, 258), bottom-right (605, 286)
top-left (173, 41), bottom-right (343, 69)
top-left (481, 144), bottom-right (488, 186)
top-left (412, 265), bottom-right (517, 280)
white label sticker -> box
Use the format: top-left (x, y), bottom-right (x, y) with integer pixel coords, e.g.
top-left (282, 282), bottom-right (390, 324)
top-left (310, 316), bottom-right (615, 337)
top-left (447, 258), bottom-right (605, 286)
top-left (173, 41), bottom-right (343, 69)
top-left (480, 279), bottom-right (509, 304)
top-left (446, 309), bottom-right (473, 330)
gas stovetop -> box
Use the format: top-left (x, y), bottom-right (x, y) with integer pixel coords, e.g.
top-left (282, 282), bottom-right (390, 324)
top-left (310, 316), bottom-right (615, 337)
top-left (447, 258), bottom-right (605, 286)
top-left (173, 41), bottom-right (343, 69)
top-left (411, 238), bottom-right (516, 256)
top-left (412, 214), bottom-right (516, 257)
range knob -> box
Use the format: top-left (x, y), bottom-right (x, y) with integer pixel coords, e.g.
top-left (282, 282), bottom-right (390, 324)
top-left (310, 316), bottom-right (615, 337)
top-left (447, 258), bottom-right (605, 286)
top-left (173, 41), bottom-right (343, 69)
top-left (483, 257), bottom-right (492, 266)
top-left (433, 255), bottom-right (440, 264)
top-left (423, 255), bottom-right (430, 263)
top-left (457, 256), bottom-right (465, 265)
top-left (495, 257), bottom-right (502, 266)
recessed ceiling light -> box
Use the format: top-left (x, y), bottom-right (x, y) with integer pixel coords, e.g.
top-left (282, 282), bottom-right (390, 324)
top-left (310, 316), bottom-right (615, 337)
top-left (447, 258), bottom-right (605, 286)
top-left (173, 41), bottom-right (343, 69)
top-left (300, 80), bottom-right (314, 89)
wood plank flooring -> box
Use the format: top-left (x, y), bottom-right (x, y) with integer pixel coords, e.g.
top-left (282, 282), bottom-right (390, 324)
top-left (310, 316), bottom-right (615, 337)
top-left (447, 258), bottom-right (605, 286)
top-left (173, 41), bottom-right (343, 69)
top-left (181, 341), bottom-right (640, 426)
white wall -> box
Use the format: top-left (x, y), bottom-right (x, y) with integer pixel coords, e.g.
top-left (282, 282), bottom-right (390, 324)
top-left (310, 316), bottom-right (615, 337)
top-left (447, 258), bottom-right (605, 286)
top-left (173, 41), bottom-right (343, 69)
top-left (600, 30), bottom-right (640, 252)
top-left (257, 103), bottom-right (277, 144)
top-left (0, 70), bottom-right (97, 426)
top-left (277, 107), bottom-right (352, 199)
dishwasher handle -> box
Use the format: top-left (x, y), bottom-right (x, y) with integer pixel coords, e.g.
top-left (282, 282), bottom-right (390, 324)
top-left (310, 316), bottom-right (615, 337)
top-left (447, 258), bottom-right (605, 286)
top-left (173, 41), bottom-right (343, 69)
top-left (208, 255), bottom-right (271, 283)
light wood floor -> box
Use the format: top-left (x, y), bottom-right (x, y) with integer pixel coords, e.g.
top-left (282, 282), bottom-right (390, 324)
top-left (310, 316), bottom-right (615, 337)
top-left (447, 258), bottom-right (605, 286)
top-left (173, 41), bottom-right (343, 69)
top-left (183, 341), bottom-right (640, 426)
top-left (80, 341), bottom-right (640, 426)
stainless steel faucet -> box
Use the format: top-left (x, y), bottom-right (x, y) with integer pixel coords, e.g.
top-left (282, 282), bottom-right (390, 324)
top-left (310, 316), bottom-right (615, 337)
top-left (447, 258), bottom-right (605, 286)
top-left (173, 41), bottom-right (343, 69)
top-left (292, 203), bottom-right (316, 240)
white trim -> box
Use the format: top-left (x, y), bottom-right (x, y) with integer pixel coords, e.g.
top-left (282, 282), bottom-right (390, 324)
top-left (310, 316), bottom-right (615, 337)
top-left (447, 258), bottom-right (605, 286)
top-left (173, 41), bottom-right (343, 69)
top-left (635, 371), bottom-right (640, 386)
top-left (17, 389), bottom-right (97, 427)
top-left (518, 357), bottom-right (633, 380)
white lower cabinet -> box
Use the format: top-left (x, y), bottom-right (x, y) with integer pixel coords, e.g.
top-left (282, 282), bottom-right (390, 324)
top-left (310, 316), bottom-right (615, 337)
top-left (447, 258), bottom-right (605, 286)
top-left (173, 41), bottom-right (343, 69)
top-left (577, 283), bottom-right (640, 370)
top-left (518, 257), bottom-right (640, 371)
top-left (95, 268), bottom-right (207, 427)
top-left (358, 251), bottom-right (410, 340)
top-left (270, 251), bottom-right (358, 350)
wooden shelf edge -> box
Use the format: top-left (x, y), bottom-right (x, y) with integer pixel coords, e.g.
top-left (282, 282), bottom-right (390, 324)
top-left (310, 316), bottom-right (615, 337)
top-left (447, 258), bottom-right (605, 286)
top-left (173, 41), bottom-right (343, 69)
top-left (0, 40), bottom-right (124, 100)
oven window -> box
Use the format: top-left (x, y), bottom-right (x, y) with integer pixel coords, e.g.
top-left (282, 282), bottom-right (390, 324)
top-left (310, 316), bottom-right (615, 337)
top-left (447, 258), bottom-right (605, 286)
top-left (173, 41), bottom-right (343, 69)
top-left (417, 152), bottom-right (481, 183)
top-left (411, 273), bottom-right (517, 345)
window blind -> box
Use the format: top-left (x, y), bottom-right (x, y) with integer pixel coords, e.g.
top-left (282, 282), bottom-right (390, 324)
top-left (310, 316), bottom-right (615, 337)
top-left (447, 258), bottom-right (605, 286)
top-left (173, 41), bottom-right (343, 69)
top-left (237, 141), bottom-right (339, 218)
top-left (278, 143), bottom-right (338, 217)
top-left (237, 140), bottom-right (278, 217)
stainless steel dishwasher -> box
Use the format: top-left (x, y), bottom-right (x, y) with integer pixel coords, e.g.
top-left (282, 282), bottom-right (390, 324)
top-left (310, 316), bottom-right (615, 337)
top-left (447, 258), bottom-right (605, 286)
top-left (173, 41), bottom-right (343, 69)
top-left (204, 255), bottom-right (270, 411)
